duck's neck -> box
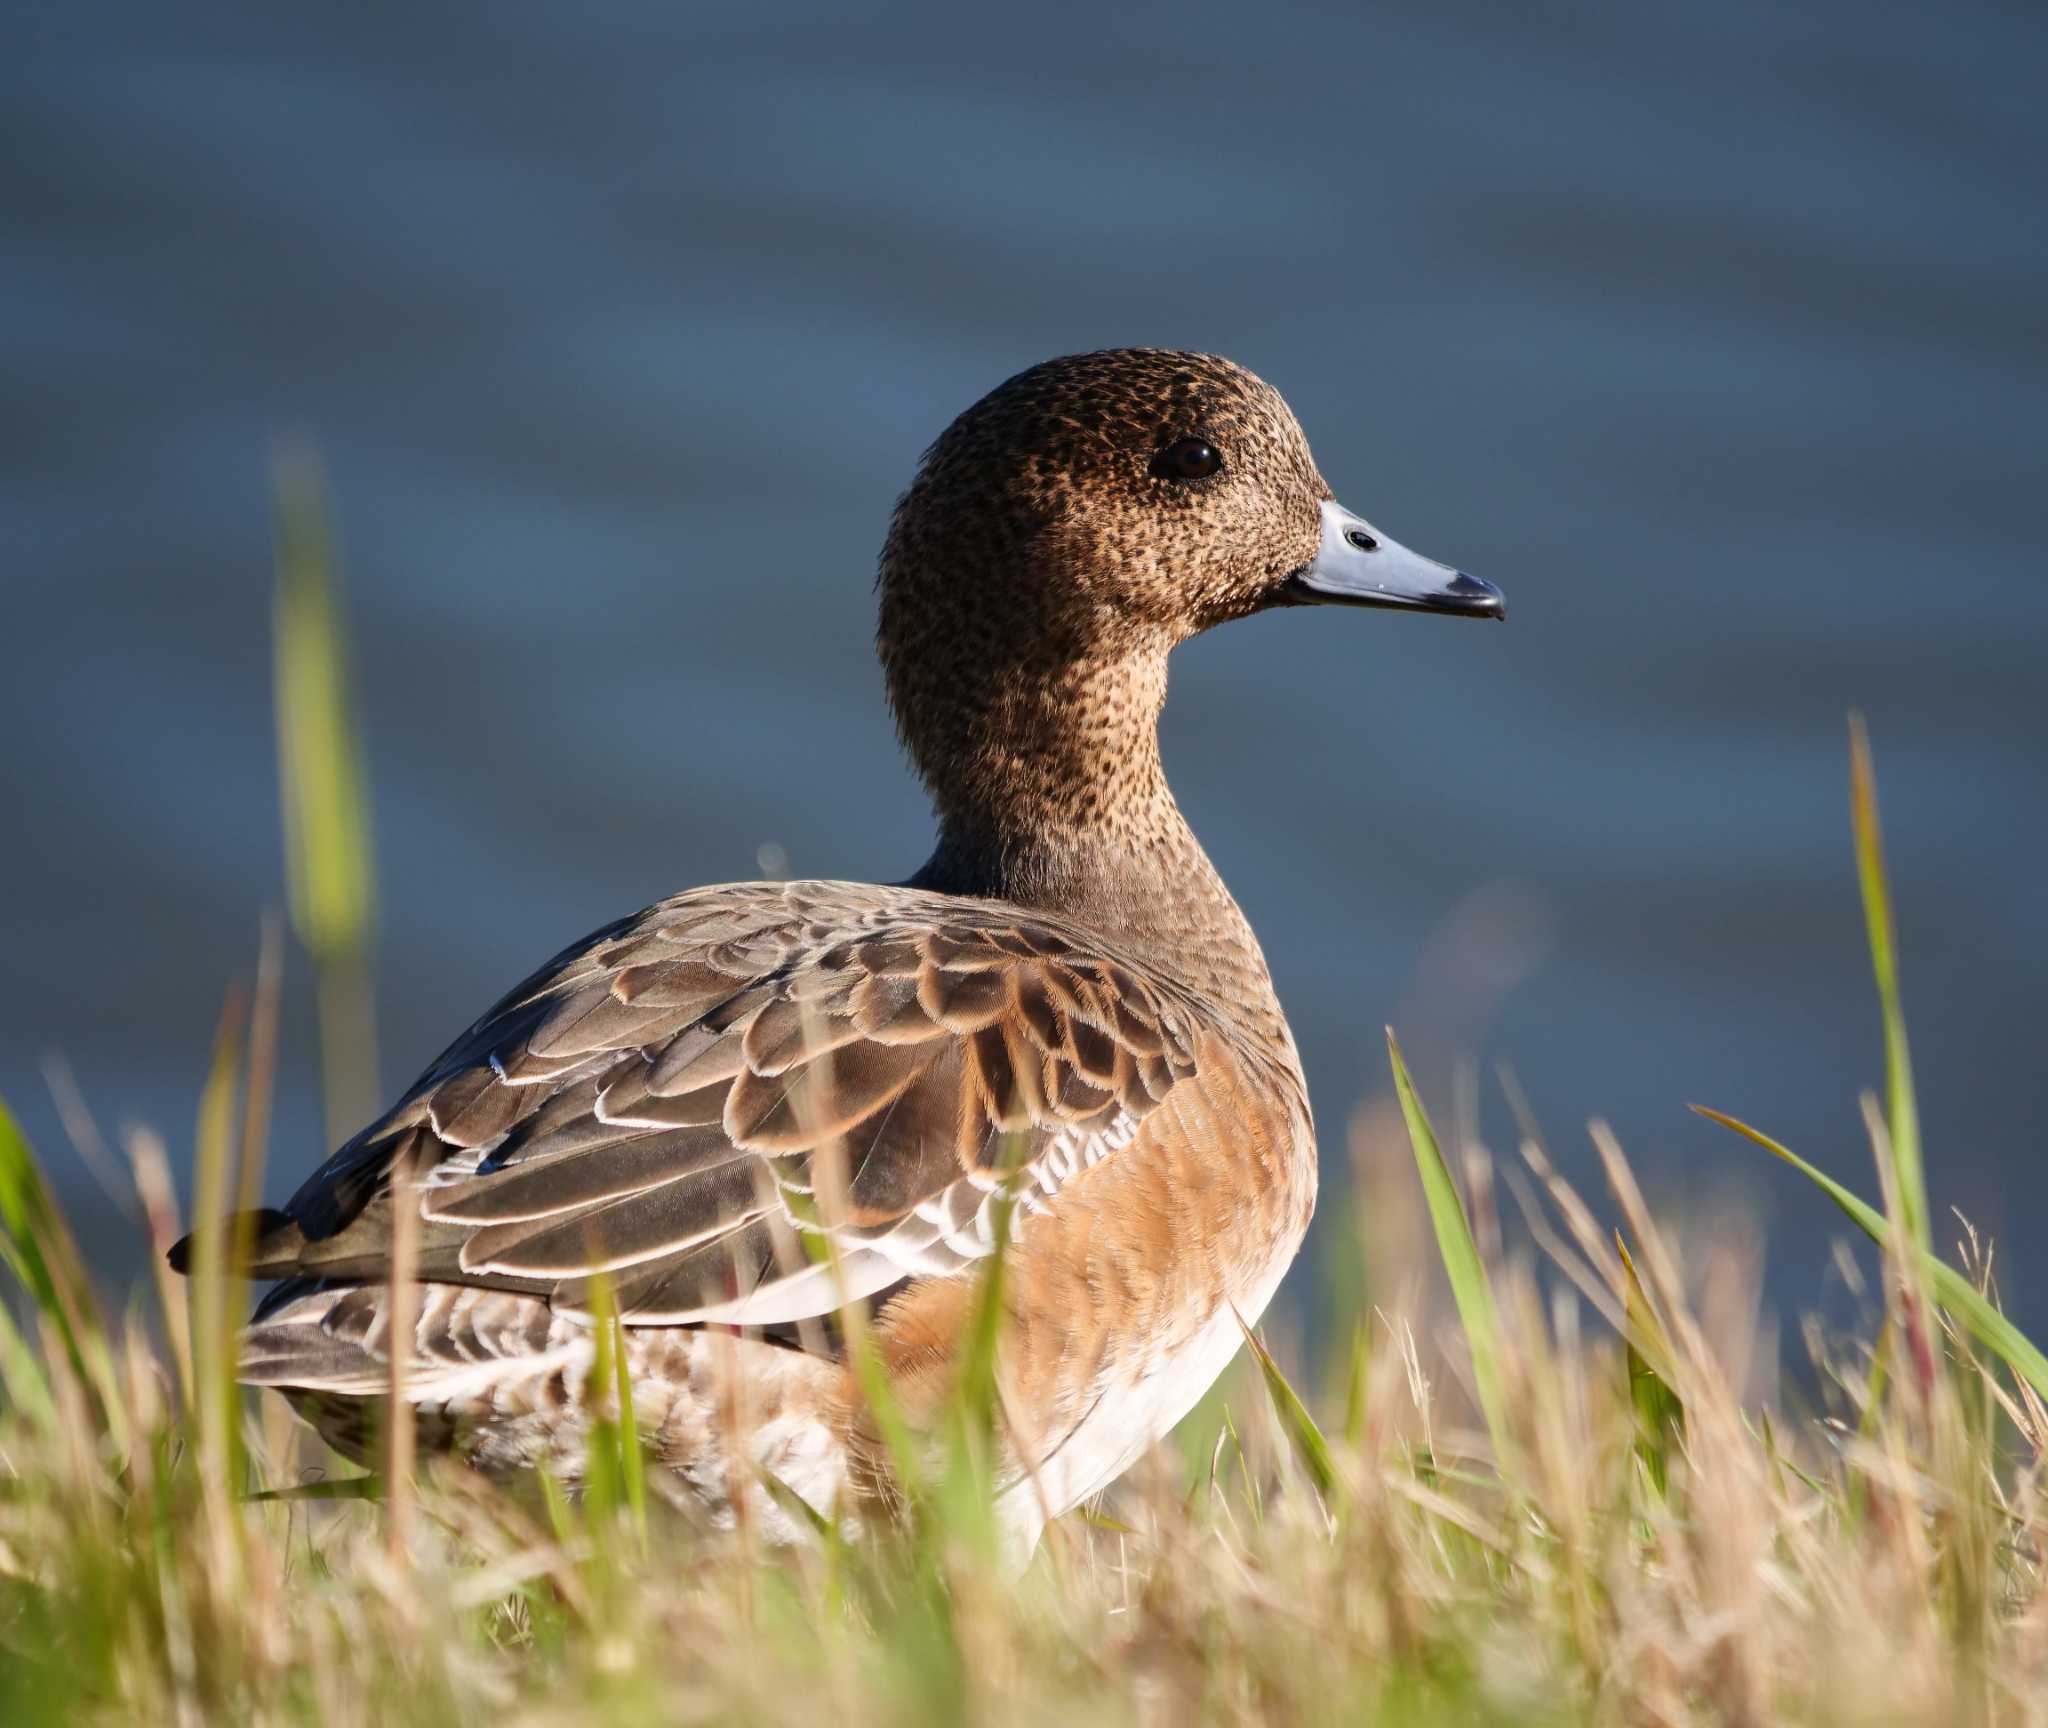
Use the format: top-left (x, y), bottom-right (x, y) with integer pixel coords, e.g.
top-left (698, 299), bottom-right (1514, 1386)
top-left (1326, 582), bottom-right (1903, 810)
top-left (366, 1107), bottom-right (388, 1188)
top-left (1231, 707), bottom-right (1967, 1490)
top-left (901, 645), bottom-right (1287, 1040)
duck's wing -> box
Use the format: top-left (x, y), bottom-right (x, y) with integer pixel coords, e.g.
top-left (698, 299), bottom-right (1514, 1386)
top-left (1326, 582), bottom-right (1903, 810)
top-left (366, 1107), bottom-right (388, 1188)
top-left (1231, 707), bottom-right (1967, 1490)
top-left (210, 880), bottom-right (1206, 1329)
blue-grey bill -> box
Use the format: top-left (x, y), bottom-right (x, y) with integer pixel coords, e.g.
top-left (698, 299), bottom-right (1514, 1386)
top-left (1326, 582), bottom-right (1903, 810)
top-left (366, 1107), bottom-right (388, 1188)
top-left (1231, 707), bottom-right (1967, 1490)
top-left (1284, 498), bottom-right (1503, 619)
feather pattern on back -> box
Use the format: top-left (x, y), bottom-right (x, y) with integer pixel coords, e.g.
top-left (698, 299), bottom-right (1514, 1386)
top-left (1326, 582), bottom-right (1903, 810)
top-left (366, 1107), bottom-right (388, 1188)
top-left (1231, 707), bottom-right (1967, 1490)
top-left (248, 879), bottom-right (1243, 1333)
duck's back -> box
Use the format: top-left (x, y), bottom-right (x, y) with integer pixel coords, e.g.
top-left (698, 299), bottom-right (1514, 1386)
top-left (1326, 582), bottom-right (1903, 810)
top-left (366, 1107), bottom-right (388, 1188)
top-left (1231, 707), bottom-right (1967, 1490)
top-left (220, 877), bottom-right (1315, 1535)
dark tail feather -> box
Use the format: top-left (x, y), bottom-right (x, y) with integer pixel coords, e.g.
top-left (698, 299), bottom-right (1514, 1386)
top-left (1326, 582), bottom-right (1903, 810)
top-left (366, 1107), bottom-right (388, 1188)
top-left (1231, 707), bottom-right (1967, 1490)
top-left (165, 1208), bottom-right (304, 1276)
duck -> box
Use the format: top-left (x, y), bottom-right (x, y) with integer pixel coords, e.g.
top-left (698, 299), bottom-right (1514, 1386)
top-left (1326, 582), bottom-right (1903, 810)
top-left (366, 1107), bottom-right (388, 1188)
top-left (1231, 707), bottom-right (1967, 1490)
top-left (173, 348), bottom-right (1502, 1556)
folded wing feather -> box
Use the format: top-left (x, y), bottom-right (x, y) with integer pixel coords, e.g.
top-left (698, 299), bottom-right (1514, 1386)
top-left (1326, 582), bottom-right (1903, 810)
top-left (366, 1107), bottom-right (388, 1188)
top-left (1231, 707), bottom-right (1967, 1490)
top-left (252, 881), bottom-right (1203, 1334)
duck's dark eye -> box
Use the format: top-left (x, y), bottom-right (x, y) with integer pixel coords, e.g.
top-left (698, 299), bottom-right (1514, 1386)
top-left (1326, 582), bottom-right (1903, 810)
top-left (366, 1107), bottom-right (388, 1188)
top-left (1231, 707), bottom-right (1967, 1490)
top-left (1152, 436), bottom-right (1223, 481)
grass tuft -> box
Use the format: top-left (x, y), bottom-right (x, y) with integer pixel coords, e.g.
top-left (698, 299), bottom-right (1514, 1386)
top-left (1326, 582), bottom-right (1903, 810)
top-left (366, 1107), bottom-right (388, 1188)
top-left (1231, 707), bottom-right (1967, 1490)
top-left (1691, 1103), bottom-right (2048, 1403)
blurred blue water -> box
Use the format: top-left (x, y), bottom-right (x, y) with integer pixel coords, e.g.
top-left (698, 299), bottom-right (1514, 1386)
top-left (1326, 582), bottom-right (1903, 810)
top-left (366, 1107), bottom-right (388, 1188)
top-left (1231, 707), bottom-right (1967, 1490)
top-left (5, 0), bottom-right (2044, 1331)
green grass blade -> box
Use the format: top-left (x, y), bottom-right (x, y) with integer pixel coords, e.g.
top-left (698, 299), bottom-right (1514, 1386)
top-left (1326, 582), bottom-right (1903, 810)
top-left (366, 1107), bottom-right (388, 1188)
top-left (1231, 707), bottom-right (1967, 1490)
top-left (273, 445), bottom-right (375, 962)
top-left (610, 1309), bottom-right (647, 1539)
top-left (839, 1280), bottom-right (924, 1517)
top-left (535, 1462), bottom-right (576, 1552)
top-left (952, 1137), bottom-right (1024, 1450)
top-left (1342, 1318), bottom-right (1371, 1451)
top-left (578, 1270), bottom-right (648, 1552)
top-left (0, 1289), bottom-right (57, 1432)
top-left (1692, 1105), bottom-right (2048, 1401)
top-left (1219, 1402), bottom-right (1259, 1525)
top-left (1752, 1407), bottom-right (1830, 1499)
top-left (188, 995), bottom-right (248, 1492)
top-left (1387, 1028), bottom-right (1512, 1472)
top-left (1234, 1309), bottom-right (1339, 1504)
top-left (272, 444), bottom-right (379, 1145)
top-left (934, 1137), bottom-right (1022, 1555)
top-left (1616, 1234), bottom-right (1683, 1499)
top-left (0, 1094), bottom-right (102, 1397)
top-left (758, 1469), bottom-right (834, 1540)
top-left (1848, 714), bottom-right (1927, 1255)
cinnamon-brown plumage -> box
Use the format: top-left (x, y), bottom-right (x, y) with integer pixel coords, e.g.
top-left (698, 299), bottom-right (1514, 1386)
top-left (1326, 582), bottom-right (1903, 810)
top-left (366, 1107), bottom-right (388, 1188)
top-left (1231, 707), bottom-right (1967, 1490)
top-left (175, 348), bottom-right (1498, 1553)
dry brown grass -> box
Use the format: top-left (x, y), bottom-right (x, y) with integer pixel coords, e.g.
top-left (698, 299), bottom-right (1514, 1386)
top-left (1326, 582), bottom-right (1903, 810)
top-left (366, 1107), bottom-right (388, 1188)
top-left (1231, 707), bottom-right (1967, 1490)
top-left (2, 1052), bottom-right (2044, 1726)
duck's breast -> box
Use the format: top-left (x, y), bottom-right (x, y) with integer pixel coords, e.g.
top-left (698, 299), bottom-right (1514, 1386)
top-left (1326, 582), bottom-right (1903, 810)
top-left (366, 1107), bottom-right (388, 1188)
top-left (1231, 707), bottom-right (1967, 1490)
top-left (981, 1031), bottom-right (1317, 1521)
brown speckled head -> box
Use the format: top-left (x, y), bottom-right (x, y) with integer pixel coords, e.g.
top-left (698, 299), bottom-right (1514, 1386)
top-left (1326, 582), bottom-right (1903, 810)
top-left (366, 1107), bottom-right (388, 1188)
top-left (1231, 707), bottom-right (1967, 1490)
top-left (878, 347), bottom-right (1497, 962)
top-left (880, 351), bottom-right (1330, 893)
top-left (881, 349), bottom-right (1326, 671)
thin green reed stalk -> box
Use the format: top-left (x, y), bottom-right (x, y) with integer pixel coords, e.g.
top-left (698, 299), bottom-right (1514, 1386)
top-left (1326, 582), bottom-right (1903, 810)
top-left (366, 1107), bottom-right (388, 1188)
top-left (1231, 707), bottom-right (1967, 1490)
top-left (579, 1269), bottom-right (649, 1558)
top-left (383, 1150), bottom-right (419, 1562)
top-left (1845, 715), bottom-right (1945, 1404)
top-left (1847, 714), bottom-right (1926, 1257)
top-left (188, 989), bottom-right (247, 1499)
top-left (933, 1128), bottom-right (1030, 1560)
top-left (1615, 1233), bottom-right (1683, 1501)
top-left (227, 919), bottom-right (283, 1452)
top-left (234, 916), bottom-right (284, 1254)
top-left (273, 443), bottom-right (378, 1148)
top-left (0, 1095), bottom-right (113, 1432)
top-left (1387, 1028), bottom-right (1513, 1478)
top-left (1235, 1311), bottom-right (1340, 1507)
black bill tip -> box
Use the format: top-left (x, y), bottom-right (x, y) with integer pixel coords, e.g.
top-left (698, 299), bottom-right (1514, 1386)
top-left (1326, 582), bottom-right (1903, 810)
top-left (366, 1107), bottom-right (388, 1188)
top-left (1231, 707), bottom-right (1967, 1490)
top-left (1282, 566), bottom-right (1506, 620)
top-left (1441, 571), bottom-right (1506, 620)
